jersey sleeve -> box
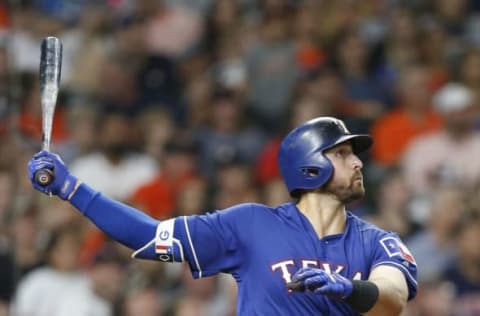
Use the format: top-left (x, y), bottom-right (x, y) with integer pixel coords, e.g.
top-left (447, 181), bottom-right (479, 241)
top-left (174, 206), bottom-right (247, 278)
top-left (371, 233), bottom-right (418, 300)
top-left (135, 204), bottom-right (253, 278)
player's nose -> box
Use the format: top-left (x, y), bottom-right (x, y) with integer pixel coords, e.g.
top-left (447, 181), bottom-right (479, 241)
top-left (352, 154), bottom-right (363, 170)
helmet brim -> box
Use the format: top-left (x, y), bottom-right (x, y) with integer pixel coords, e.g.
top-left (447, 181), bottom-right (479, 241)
top-left (328, 134), bottom-right (373, 154)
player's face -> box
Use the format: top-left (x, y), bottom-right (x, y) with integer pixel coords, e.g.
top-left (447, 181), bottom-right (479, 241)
top-left (323, 142), bottom-right (365, 203)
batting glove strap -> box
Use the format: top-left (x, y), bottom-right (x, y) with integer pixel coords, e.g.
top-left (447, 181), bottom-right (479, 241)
top-left (344, 280), bottom-right (379, 313)
top-left (66, 179), bottom-right (82, 201)
top-left (59, 175), bottom-right (79, 200)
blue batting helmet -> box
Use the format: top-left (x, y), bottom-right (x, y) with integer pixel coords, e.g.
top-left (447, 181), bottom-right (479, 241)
top-left (278, 117), bottom-right (373, 197)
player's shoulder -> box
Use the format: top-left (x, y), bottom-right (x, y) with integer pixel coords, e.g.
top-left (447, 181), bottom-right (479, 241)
top-left (347, 212), bottom-right (393, 238)
top-left (347, 213), bottom-right (416, 266)
top-left (211, 202), bottom-right (293, 223)
top-left (219, 202), bottom-right (282, 216)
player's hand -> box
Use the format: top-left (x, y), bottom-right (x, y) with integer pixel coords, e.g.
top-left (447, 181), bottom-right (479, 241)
top-left (288, 267), bottom-right (353, 299)
top-left (28, 150), bottom-right (78, 200)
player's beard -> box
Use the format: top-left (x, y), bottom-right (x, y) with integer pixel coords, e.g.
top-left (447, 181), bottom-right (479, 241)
top-left (324, 174), bottom-right (365, 204)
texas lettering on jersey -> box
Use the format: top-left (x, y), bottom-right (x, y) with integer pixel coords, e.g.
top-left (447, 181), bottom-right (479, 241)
top-left (271, 260), bottom-right (362, 284)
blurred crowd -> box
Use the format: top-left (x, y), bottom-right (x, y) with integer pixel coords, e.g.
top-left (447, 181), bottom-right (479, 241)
top-left (0, 0), bottom-right (480, 315)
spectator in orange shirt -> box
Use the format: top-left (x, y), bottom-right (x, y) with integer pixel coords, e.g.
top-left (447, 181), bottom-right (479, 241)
top-left (129, 135), bottom-right (200, 220)
top-left (371, 64), bottom-right (443, 166)
top-left (0, 3), bottom-right (8, 29)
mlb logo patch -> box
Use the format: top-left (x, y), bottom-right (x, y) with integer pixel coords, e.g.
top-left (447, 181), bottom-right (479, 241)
top-left (380, 237), bottom-right (416, 265)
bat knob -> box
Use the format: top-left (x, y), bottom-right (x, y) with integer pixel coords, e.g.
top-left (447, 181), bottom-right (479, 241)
top-left (287, 281), bottom-right (306, 292)
top-left (35, 168), bottom-right (54, 186)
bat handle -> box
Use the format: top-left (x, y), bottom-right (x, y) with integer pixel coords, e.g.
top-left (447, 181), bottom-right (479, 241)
top-left (34, 168), bottom-right (54, 186)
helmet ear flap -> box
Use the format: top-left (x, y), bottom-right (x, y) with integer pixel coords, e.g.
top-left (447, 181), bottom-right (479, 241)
top-left (295, 154), bottom-right (334, 194)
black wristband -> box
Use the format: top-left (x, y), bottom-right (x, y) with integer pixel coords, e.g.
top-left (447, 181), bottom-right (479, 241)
top-left (345, 280), bottom-right (379, 313)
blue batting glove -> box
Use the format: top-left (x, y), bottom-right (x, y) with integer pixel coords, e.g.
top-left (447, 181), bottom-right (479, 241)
top-left (290, 267), bottom-right (353, 299)
top-left (27, 150), bottom-right (78, 200)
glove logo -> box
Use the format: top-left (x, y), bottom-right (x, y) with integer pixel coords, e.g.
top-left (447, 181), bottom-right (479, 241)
top-left (61, 179), bottom-right (71, 194)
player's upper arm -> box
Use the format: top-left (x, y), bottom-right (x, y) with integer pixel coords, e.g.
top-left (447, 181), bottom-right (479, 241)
top-left (132, 203), bottom-right (256, 279)
top-left (365, 265), bottom-right (408, 316)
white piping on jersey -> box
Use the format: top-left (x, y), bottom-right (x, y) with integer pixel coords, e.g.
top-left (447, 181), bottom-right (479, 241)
top-left (183, 216), bottom-right (202, 278)
top-left (373, 261), bottom-right (418, 286)
top-left (173, 238), bottom-right (184, 261)
top-left (131, 238), bottom-right (155, 259)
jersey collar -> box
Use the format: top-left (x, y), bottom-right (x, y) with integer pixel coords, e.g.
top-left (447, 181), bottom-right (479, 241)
top-left (282, 202), bottom-right (352, 241)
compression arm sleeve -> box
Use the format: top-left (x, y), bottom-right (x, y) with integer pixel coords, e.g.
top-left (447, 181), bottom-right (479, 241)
top-left (69, 183), bottom-right (159, 250)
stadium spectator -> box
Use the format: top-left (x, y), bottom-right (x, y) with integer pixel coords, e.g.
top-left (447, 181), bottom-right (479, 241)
top-left (130, 135), bottom-right (200, 219)
top-left (123, 286), bottom-right (164, 316)
top-left (195, 88), bottom-right (266, 179)
top-left (11, 226), bottom-right (88, 316)
top-left (407, 186), bottom-right (466, 282)
top-left (334, 28), bottom-right (391, 133)
top-left (402, 83), bottom-right (480, 195)
top-left (56, 242), bottom-right (127, 316)
top-left (245, 9), bottom-right (298, 132)
top-left (443, 211), bottom-right (480, 315)
top-left (457, 48), bottom-right (480, 104)
top-left (371, 63), bottom-right (443, 166)
top-left (366, 167), bottom-right (416, 239)
top-left (70, 110), bottom-right (157, 201)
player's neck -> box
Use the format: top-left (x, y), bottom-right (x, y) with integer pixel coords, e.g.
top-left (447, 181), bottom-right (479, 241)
top-left (296, 192), bottom-right (347, 239)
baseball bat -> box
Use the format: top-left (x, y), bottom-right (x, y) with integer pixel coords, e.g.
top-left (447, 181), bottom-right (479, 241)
top-left (34, 37), bottom-right (63, 186)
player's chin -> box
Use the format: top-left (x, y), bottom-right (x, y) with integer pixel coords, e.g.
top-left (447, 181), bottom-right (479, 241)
top-left (337, 187), bottom-right (365, 204)
top-left (348, 183), bottom-right (366, 200)
top-left (353, 187), bottom-right (365, 199)
top-left (350, 189), bottom-right (365, 202)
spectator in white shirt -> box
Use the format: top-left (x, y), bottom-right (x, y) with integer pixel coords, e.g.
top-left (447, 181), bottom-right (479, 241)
top-left (70, 110), bottom-right (157, 201)
top-left (56, 242), bottom-right (128, 316)
top-left (11, 226), bottom-right (88, 316)
top-left (402, 83), bottom-right (480, 196)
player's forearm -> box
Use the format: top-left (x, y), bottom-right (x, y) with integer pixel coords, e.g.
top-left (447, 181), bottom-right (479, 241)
top-left (70, 182), bottom-right (159, 250)
top-left (365, 278), bottom-right (407, 316)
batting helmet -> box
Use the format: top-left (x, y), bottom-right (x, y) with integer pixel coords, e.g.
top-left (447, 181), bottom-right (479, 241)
top-left (278, 117), bottom-right (373, 197)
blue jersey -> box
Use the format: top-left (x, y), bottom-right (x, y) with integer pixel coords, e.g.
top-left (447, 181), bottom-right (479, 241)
top-left (147, 202), bottom-right (417, 315)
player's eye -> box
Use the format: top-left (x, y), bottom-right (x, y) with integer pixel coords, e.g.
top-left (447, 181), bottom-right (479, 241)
top-left (335, 149), bottom-right (347, 157)
top-left (335, 148), bottom-right (353, 158)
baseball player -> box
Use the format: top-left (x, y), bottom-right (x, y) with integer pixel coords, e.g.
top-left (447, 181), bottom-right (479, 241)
top-left (28, 117), bottom-right (417, 315)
